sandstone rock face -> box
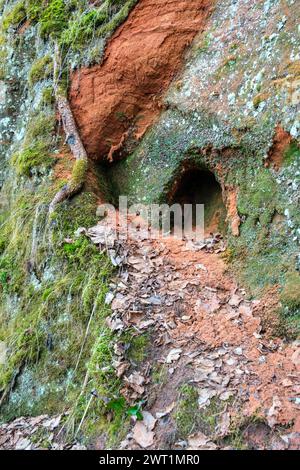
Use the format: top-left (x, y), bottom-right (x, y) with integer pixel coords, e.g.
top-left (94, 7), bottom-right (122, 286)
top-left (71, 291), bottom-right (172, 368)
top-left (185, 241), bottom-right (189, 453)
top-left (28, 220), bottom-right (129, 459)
top-left (69, 0), bottom-right (212, 161)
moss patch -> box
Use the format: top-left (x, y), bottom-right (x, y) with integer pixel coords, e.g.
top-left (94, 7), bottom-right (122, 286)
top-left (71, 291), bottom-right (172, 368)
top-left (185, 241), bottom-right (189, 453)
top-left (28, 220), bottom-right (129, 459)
top-left (2, 1), bottom-right (26, 32)
top-left (69, 159), bottom-right (88, 192)
top-left (283, 141), bottom-right (300, 166)
top-left (280, 272), bottom-right (300, 313)
top-left (120, 330), bottom-right (150, 365)
top-left (174, 384), bottom-right (225, 439)
top-left (11, 110), bottom-right (56, 176)
top-left (28, 55), bottom-right (53, 87)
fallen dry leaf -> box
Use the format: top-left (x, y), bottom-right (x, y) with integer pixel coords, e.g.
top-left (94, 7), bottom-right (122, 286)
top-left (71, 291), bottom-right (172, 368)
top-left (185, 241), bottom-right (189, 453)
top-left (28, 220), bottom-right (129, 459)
top-left (133, 422), bottom-right (154, 448)
top-left (187, 431), bottom-right (217, 450)
top-left (165, 348), bottom-right (182, 363)
top-left (155, 402), bottom-right (176, 419)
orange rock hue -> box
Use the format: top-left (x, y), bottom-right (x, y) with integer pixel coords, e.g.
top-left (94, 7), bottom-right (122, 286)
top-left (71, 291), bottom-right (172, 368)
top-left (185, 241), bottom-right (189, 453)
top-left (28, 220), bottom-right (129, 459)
top-left (226, 188), bottom-right (241, 236)
top-left (69, 0), bottom-right (213, 161)
top-left (265, 125), bottom-right (292, 170)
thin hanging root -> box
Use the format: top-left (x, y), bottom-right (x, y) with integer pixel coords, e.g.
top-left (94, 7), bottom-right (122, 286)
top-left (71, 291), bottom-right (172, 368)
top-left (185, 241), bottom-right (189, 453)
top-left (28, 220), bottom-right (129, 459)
top-left (49, 46), bottom-right (88, 214)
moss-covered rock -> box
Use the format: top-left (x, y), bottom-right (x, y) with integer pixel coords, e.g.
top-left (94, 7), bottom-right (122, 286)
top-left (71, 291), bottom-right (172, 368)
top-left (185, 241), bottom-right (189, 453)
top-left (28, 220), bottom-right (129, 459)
top-left (281, 272), bottom-right (300, 313)
top-left (28, 55), bottom-right (53, 87)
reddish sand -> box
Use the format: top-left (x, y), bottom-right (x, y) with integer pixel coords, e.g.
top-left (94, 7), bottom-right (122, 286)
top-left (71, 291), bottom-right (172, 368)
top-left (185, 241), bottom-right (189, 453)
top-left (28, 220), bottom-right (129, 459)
top-left (70, 0), bottom-right (213, 161)
top-left (265, 125), bottom-right (292, 170)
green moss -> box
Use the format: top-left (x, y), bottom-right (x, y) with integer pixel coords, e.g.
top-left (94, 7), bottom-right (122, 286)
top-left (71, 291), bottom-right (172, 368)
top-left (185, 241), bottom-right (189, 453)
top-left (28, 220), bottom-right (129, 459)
top-left (283, 141), bottom-right (300, 166)
top-left (96, 0), bottom-right (138, 36)
top-left (12, 141), bottom-right (52, 176)
top-left (60, 0), bottom-right (138, 53)
top-left (60, 7), bottom-right (108, 50)
top-left (40, 86), bottom-right (55, 106)
top-left (237, 169), bottom-right (278, 222)
top-left (51, 191), bottom-right (99, 235)
top-left (69, 159), bottom-right (88, 192)
top-left (0, 33), bottom-right (8, 79)
top-left (28, 56), bottom-right (53, 87)
top-left (280, 272), bottom-right (300, 313)
top-left (120, 330), bottom-right (150, 364)
top-left (2, 1), bottom-right (26, 32)
top-left (175, 385), bottom-right (224, 439)
top-left (25, 0), bottom-right (44, 22)
top-left (26, 111), bottom-right (56, 142)
top-left (175, 384), bottom-right (199, 437)
top-left (11, 110), bottom-right (56, 176)
top-left (0, 186), bottom-right (120, 436)
top-left (39, 0), bottom-right (69, 39)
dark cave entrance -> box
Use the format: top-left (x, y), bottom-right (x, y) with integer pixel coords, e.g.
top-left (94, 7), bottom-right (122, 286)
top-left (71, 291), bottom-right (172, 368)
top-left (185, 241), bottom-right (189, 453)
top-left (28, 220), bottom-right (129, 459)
top-left (169, 168), bottom-right (227, 235)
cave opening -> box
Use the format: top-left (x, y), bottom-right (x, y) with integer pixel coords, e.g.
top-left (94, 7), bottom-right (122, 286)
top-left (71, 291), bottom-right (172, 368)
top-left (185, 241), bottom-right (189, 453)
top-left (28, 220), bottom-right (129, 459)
top-left (169, 168), bottom-right (227, 235)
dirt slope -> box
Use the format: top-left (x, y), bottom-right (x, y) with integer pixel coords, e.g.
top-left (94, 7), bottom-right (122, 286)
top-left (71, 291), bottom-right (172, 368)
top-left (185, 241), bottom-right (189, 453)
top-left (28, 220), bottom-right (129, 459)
top-left (70, 0), bottom-right (213, 161)
top-left (97, 216), bottom-right (299, 450)
top-left (1, 212), bottom-right (299, 449)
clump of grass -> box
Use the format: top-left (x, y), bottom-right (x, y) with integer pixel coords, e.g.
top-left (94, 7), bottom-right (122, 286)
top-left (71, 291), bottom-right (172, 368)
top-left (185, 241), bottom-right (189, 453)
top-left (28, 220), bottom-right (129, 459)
top-left (59, 0), bottom-right (138, 53)
top-left (60, 7), bottom-right (108, 51)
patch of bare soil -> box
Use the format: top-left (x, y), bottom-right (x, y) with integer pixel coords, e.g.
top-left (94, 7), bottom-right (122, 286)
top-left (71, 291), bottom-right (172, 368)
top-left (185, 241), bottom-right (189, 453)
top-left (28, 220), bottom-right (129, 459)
top-left (69, 0), bottom-right (213, 161)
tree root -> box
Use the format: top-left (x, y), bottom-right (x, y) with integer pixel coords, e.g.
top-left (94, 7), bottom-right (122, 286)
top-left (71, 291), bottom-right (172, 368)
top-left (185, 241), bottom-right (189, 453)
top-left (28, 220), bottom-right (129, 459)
top-left (49, 95), bottom-right (88, 214)
top-left (49, 47), bottom-right (88, 214)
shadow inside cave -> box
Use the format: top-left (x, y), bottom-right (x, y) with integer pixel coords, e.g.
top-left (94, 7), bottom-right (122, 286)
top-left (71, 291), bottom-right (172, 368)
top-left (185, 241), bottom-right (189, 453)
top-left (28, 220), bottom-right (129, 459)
top-left (169, 168), bottom-right (227, 235)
